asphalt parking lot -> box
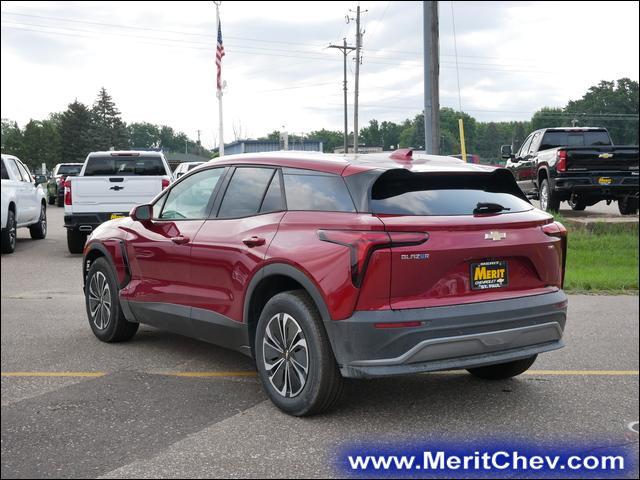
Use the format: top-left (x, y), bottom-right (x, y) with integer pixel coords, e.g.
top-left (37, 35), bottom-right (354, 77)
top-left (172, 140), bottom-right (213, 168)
top-left (1, 206), bottom-right (639, 479)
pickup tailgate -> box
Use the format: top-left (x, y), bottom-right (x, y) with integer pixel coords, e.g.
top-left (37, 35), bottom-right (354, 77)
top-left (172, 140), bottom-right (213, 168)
top-left (70, 176), bottom-right (164, 213)
top-left (565, 146), bottom-right (639, 172)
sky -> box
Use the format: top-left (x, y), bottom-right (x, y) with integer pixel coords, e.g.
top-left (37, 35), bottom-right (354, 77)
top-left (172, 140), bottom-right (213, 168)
top-left (1, 1), bottom-right (639, 149)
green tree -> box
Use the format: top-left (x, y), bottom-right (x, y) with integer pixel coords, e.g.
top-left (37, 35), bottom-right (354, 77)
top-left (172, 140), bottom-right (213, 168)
top-left (308, 129), bottom-right (344, 152)
top-left (1, 119), bottom-right (24, 157)
top-left (129, 122), bottom-right (160, 149)
top-left (91, 87), bottom-right (129, 150)
top-left (21, 119), bottom-right (62, 171)
top-left (60, 100), bottom-right (94, 163)
top-left (530, 107), bottom-right (567, 131)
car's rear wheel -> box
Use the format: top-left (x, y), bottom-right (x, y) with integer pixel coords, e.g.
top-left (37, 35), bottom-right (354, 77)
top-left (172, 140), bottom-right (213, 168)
top-left (467, 355), bottom-right (537, 380)
top-left (56, 196), bottom-right (64, 207)
top-left (67, 229), bottom-right (87, 254)
top-left (539, 179), bottom-right (560, 212)
top-left (48, 195), bottom-right (55, 205)
top-left (29, 203), bottom-right (47, 240)
top-left (255, 290), bottom-right (343, 416)
top-left (618, 196), bottom-right (639, 216)
top-left (1, 209), bottom-right (17, 254)
top-left (85, 257), bottom-right (138, 342)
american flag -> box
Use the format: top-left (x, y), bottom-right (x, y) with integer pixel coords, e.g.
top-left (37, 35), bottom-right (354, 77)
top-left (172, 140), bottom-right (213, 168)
top-left (216, 19), bottom-right (225, 92)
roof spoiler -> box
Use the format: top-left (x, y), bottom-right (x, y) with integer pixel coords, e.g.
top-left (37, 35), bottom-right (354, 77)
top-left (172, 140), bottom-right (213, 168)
top-left (389, 148), bottom-right (414, 161)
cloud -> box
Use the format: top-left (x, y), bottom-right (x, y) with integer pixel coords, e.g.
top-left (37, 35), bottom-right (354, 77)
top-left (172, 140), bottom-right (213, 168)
top-left (1, 1), bottom-right (638, 148)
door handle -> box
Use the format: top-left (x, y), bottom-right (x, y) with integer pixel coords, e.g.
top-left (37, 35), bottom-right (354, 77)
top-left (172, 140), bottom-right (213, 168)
top-left (170, 235), bottom-right (190, 245)
top-left (242, 236), bottom-right (266, 247)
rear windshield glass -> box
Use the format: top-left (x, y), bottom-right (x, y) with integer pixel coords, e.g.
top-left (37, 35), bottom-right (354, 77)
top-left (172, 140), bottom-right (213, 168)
top-left (58, 164), bottom-right (83, 175)
top-left (83, 156), bottom-right (166, 176)
top-left (540, 130), bottom-right (611, 150)
top-left (370, 170), bottom-right (532, 216)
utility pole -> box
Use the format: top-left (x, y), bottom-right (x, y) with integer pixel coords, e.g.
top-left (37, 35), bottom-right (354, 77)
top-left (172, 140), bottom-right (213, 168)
top-left (423, 1), bottom-right (440, 154)
top-left (329, 38), bottom-right (356, 153)
top-left (349, 5), bottom-right (367, 154)
top-left (197, 129), bottom-right (201, 145)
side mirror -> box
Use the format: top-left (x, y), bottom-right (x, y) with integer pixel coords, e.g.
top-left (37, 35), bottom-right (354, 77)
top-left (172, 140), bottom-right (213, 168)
top-left (500, 145), bottom-right (514, 160)
top-left (34, 175), bottom-right (47, 186)
top-left (130, 204), bottom-right (152, 222)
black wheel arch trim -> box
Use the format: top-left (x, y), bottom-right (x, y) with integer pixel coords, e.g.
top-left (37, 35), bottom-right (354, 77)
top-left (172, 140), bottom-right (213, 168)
top-left (243, 263), bottom-right (333, 325)
top-left (83, 240), bottom-right (131, 290)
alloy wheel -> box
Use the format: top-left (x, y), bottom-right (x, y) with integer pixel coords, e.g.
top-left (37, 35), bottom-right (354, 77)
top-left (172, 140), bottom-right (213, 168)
top-left (40, 206), bottom-right (47, 236)
top-left (88, 271), bottom-right (111, 330)
top-left (8, 216), bottom-right (16, 250)
top-left (540, 183), bottom-right (548, 211)
top-left (262, 313), bottom-right (309, 398)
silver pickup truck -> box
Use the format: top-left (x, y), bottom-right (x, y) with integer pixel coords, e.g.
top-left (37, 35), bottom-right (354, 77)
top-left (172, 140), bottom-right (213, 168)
top-left (64, 151), bottom-right (173, 253)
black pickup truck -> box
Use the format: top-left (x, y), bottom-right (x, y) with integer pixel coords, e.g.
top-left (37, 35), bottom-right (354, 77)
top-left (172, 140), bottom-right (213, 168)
top-left (501, 127), bottom-right (639, 214)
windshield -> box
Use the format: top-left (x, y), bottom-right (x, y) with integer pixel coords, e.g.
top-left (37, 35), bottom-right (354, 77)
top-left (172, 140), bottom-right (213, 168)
top-left (57, 164), bottom-right (83, 175)
top-left (540, 130), bottom-right (612, 150)
top-left (83, 156), bottom-right (166, 176)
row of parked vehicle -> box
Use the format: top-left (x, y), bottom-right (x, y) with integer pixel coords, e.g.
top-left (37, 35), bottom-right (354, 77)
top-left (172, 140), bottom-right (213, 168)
top-left (0, 152), bottom-right (204, 254)
top-left (1, 128), bottom-right (638, 415)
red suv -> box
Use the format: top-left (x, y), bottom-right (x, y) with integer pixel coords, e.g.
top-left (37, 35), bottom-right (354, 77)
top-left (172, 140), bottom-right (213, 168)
top-left (82, 150), bottom-right (568, 416)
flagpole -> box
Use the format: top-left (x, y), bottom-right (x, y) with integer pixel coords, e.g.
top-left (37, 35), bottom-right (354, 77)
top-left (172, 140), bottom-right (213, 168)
top-left (215, 1), bottom-right (224, 157)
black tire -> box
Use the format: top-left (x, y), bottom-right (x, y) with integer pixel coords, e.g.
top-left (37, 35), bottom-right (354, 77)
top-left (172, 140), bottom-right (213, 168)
top-left (67, 229), bottom-right (87, 254)
top-left (618, 196), bottom-right (639, 216)
top-left (1, 209), bottom-right (17, 254)
top-left (85, 257), bottom-right (139, 342)
top-left (539, 179), bottom-right (560, 212)
top-left (56, 196), bottom-right (64, 207)
top-left (467, 355), bottom-right (537, 380)
top-left (29, 203), bottom-right (47, 240)
top-left (48, 195), bottom-right (55, 205)
top-left (255, 290), bottom-right (343, 416)
top-left (568, 197), bottom-right (587, 211)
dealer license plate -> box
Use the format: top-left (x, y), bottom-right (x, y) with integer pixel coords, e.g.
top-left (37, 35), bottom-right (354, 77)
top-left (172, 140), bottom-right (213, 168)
top-left (471, 260), bottom-right (509, 290)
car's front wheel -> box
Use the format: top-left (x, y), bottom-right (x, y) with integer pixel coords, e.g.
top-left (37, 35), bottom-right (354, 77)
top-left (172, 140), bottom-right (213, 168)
top-left (255, 290), bottom-right (343, 416)
top-left (29, 203), bottom-right (47, 240)
top-left (85, 257), bottom-right (138, 342)
top-left (467, 355), bottom-right (537, 380)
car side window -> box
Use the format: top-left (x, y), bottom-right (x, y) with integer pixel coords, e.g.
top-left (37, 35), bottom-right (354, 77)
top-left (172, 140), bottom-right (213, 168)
top-left (517, 135), bottom-right (533, 158)
top-left (16, 162), bottom-right (31, 182)
top-left (283, 172), bottom-right (356, 212)
top-left (259, 171), bottom-right (285, 213)
top-left (217, 167), bottom-right (275, 218)
top-left (528, 132), bottom-right (541, 155)
top-left (1, 160), bottom-right (9, 180)
top-left (159, 168), bottom-right (224, 220)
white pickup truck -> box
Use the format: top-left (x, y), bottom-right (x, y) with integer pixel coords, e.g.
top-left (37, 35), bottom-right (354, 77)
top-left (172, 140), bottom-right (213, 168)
top-left (1, 154), bottom-right (48, 254)
top-left (64, 151), bottom-right (173, 253)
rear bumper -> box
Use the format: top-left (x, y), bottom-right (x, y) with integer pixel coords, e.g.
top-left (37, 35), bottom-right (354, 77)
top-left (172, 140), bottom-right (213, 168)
top-left (553, 174), bottom-right (639, 197)
top-left (64, 212), bottom-right (126, 232)
top-left (324, 290), bottom-right (568, 379)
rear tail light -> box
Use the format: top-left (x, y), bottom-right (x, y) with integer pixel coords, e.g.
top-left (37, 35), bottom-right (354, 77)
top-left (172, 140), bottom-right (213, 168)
top-left (64, 179), bottom-right (72, 205)
top-left (556, 150), bottom-right (567, 172)
top-left (318, 230), bottom-right (429, 287)
top-left (161, 178), bottom-right (170, 190)
top-left (542, 221), bottom-right (568, 287)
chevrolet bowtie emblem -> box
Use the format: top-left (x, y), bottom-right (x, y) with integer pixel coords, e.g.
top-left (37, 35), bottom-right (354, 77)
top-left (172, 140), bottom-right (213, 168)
top-left (485, 231), bottom-right (507, 241)
top-left (598, 153), bottom-right (613, 159)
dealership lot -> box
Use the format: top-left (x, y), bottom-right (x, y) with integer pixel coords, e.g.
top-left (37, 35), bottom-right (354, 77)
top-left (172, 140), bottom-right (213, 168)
top-left (1, 207), bottom-right (638, 478)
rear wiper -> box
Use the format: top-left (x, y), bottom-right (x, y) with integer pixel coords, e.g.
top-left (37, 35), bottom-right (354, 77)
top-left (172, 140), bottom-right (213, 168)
top-left (473, 202), bottom-right (511, 214)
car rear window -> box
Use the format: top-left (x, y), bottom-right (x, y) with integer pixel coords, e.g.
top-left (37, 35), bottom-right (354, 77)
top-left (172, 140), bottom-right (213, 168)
top-left (83, 155), bottom-right (166, 176)
top-left (370, 169), bottom-right (532, 216)
top-left (218, 167), bottom-right (275, 218)
top-left (539, 130), bottom-right (611, 150)
top-left (58, 164), bottom-right (83, 175)
top-left (283, 172), bottom-right (355, 212)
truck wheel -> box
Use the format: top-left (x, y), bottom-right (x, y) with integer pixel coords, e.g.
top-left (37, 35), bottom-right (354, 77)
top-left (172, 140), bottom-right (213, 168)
top-left (29, 203), bottom-right (47, 239)
top-left (255, 290), bottom-right (343, 416)
top-left (467, 355), bottom-right (537, 380)
top-left (85, 257), bottom-right (139, 342)
top-left (539, 179), bottom-right (560, 212)
top-left (48, 196), bottom-right (55, 205)
top-left (568, 197), bottom-right (587, 211)
top-left (1, 209), bottom-right (17, 254)
top-left (67, 229), bottom-right (87, 254)
top-left (618, 197), bottom-right (639, 216)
